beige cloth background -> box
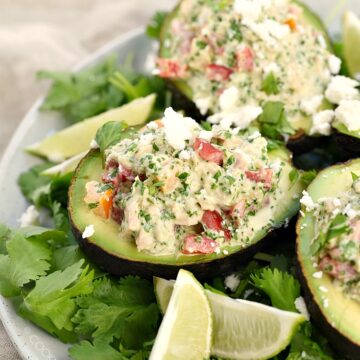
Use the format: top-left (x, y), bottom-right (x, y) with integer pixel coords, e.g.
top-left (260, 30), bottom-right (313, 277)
top-left (0, 0), bottom-right (175, 358)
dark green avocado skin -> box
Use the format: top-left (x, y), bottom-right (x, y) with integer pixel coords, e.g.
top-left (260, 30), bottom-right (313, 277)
top-left (296, 256), bottom-right (360, 360)
top-left (71, 217), bottom-right (279, 281)
top-left (333, 131), bottom-right (360, 159)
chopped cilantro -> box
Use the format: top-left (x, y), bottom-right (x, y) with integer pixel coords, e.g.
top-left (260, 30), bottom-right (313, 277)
top-left (146, 11), bottom-right (168, 40)
top-left (261, 72), bottom-right (280, 95)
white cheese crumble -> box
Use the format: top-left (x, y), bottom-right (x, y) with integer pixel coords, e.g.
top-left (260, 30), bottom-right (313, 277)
top-left (334, 100), bottom-right (360, 131)
top-left (82, 224), bottom-right (95, 239)
top-left (198, 130), bottom-right (213, 142)
top-left (343, 203), bottom-right (358, 219)
top-left (300, 95), bottom-right (324, 115)
top-left (195, 97), bottom-right (212, 116)
top-left (162, 107), bottom-right (199, 150)
top-left (317, 35), bottom-right (327, 49)
top-left (139, 133), bottom-right (154, 146)
top-left (319, 286), bottom-right (328, 293)
top-left (300, 191), bottom-right (316, 211)
top-left (18, 205), bottom-right (40, 228)
top-left (147, 121), bottom-right (159, 130)
top-left (328, 55), bottom-right (342, 75)
top-left (323, 298), bottom-right (329, 308)
top-left (294, 297), bottom-right (310, 320)
top-left (223, 249), bottom-right (229, 255)
top-left (248, 130), bottom-right (261, 141)
top-left (219, 86), bottom-right (240, 112)
top-left (224, 274), bottom-right (240, 292)
top-left (179, 149), bottom-right (192, 160)
top-left (90, 139), bottom-right (99, 149)
top-left (233, 0), bottom-right (271, 21)
top-left (309, 110), bottom-right (335, 136)
top-left (325, 76), bottom-right (359, 105)
top-left (263, 62), bottom-right (281, 76)
top-left (313, 271), bottom-right (323, 279)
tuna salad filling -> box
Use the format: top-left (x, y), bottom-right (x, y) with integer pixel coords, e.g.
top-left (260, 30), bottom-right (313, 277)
top-left (158, 0), bottom-right (342, 135)
top-left (302, 178), bottom-right (360, 302)
top-left (84, 108), bottom-right (288, 257)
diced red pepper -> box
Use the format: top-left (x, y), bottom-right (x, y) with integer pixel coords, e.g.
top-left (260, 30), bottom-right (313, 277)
top-left (206, 64), bottom-right (233, 81)
top-left (201, 210), bottom-right (231, 240)
top-left (182, 235), bottom-right (218, 254)
top-left (194, 138), bottom-right (224, 165)
top-left (156, 58), bottom-right (188, 79)
top-left (237, 47), bottom-right (254, 72)
top-left (245, 168), bottom-right (273, 189)
top-left (319, 256), bottom-right (357, 281)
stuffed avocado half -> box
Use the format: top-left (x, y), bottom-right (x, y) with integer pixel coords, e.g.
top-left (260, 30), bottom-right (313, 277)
top-left (157, 0), bottom-right (339, 145)
top-left (297, 160), bottom-right (360, 359)
top-left (69, 109), bottom-right (304, 279)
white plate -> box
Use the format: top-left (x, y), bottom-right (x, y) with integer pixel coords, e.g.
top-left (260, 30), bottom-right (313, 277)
top-left (0, 1), bottom-right (359, 359)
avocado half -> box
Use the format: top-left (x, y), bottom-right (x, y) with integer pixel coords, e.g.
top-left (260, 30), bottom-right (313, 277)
top-left (296, 160), bottom-right (360, 359)
top-left (159, 0), bottom-right (334, 153)
top-left (69, 147), bottom-right (304, 280)
top-left (332, 122), bottom-right (360, 159)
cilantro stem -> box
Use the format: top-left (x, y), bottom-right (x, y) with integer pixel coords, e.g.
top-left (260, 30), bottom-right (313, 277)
top-left (110, 72), bottom-right (139, 100)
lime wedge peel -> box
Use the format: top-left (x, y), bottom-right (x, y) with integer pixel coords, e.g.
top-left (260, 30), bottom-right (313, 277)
top-left (343, 11), bottom-right (360, 80)
top-left (26, 94), bottom-right (156, 162)
top-left (150, 270), bottom-right (212, 360)
top-left (154, 276), bottom-right (305, 360)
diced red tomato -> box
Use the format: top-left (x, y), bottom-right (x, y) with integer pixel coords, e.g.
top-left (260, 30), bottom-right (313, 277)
top-left (194, 138), bottom-right (224, 165)
top-left (206, 64), bottom-right (233, 81)
top-left (111, 205), bottom-right (124, 224)
top-left (156, 58), bottom-right (188, 79)
top-left (201, 210), bottom-right (231, 240)
top-left (237, 47), bottom-right (254, 72)
top-left (182, 235), bottom-right (218, 254)
top-left (245, 168), bottom-right (273, 189)
top-left (118, 164), bottom-right (136, 183)
top-left (230, 201), bottom-right (246, 219)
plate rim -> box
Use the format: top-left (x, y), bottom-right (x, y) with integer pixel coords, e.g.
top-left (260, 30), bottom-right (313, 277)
top-left (0, 26), bottom-right (145, 360)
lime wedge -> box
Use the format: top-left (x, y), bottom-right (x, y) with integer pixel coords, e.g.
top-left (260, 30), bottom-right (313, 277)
top-left (343, 11), bottom-right (360, 80)
top-left (27, 94), bottom-right (156, 162)
top-left (154, 276), bottom-right (305, 360)
top-left (41, 151), bottom-right (87, 177)
top-left (150, 270), bottom-right (212, 360)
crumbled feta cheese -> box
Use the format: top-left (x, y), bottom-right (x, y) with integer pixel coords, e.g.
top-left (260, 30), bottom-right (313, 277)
top-left (334, 100), bottom-right (360, 131)
top-left (195, 97), bottom-right (212, 116)
top-left (82, 224), bottom-right (95, 239)
top-left (243, 19), bottom-right (290, 45)
top-left (319, 286), bottom-right (328, 293)
top-left (317, 35), bottom-right (327, 48)
top-left (300, 95), bottom-right (324, 115)
top-left (263, 62), bottom-right (281, 76)
top-left (343, 203), bottom-right (358, 219)
top-left (325, 76), bottom-right (359, 104)
top-left (328, 55), bottom-right (342, 75)
top-left (294, 297), bottom-right (310, 320)
top-left (300, 191), bottom-right (316, 211)
top-left (199, 130), bottom-right (214, 142)
top-left (323, 298), bottom-right (329, 308)
top-left (90, 139), bottom-right (99, 149)
top-left (147, 121), bottom-right (159, 130)
top-left (18, 205), bottom-right (40, 228)
top-left (224, 274), bottom-right (240, 292)
top-left (215, 247), bottom-right (221, 255)
top-left (219, 86), bottom-right (240, 112)
top-left (208, 106), bottom-right (262, 130)
top-left (271, 160), bottom-right (283, 173)
top-left (332, 198), bottom-right (341, 207)
top-left (243, 289), bottom-right (254, 299)
top-left (248, 130), bottom-right (261, 141)
top-left (162, 107), bottom-right (199, 150)
top-left (223, 249), bottom-right (229, 255)
top-left (313, 271), bottom-right (323, 279)
top-left (179, 150), bottom-right (192, 160)
top-left (233, 0), bottom-right (271, 21)
top-left (309, 110), bottom-right (335, 136)
top-left (139, 133), bottom-right (154, 146)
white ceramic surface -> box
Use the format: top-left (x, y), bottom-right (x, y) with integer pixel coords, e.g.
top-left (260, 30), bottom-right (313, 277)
top-left (0, 1), bottom-right (359, 359)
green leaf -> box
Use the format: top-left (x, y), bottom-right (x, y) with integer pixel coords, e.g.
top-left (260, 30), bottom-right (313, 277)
top-left (327, 214), bottom-right (350, 240)
top-left (301, 170), bottom-right (317, 187)
top-left (24, 260), bottom-right (94, 330)
top-left (69, 340), bottom-right (122, 360)
top-left (289, 169), bottom-right (300, 185)
top-left (351, 172), bottom-right (360, 181)
top-left (261, 72), bottom-right (280, 95)
top-left (0, 232), bottom-right (51, 297)
top-left (146, 11), bottom-right (168, 39)
top-left (95, 121), bottom-right (137, 153)
top-left (251, 268), bottom-right (301, 312)
top-left (73, 277), bottom-right (159, 349)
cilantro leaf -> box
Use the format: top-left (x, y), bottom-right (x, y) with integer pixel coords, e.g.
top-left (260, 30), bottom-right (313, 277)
top-left (24, 260), bottom-right (94, 330)
top-left (301, 170), bottom-right (317, 187)
top-left (327, 214), bottom-right (350, 240)
top-left (251, 268), bottom-right (300, 312)
top-left (73, 276), bottom-right (159, 350)
top-left (69, 340), bottom-right (123, 360)
top-left (261, 72), bottom-right (280, 95)
top-left (351, 172), bottom-right (360, 181)
top-left (146, 11), bottom-right (168, 40)
top-left (0, 231), bottom-right (51, 297)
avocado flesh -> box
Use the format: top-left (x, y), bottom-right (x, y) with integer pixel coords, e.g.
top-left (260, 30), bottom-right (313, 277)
top-left (69, 148), bottom-right (303, 276)
top-left (159, 0), bottom-right (333, 136)
top-left (296, 160), bottom-right (360, 358)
